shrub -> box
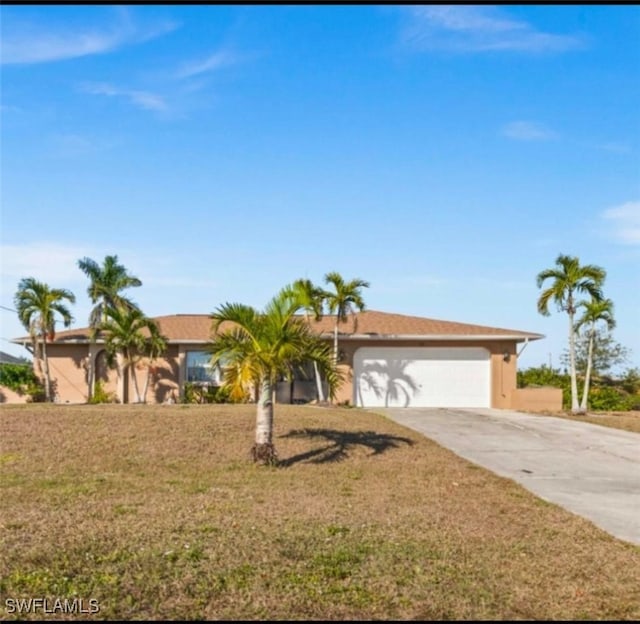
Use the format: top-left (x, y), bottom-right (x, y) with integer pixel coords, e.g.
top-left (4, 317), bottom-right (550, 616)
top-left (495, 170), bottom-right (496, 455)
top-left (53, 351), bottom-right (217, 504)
top-left (182, 383), bottom-right (245, 404)
top-left (588, 387), bottom-right (635, 411)
top-left (88, 380), bottom-right (117, 404)
top-left (0, 363), bottom-right (44, 401)
top-left (619, 367), bottom-right (640, 395)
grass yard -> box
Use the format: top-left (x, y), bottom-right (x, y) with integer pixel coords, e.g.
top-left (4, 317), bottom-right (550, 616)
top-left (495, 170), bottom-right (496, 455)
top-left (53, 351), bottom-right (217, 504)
top-left (1, 404), bottom-right (639, 620)
top-left (525, 410), bottom-right (640, 434)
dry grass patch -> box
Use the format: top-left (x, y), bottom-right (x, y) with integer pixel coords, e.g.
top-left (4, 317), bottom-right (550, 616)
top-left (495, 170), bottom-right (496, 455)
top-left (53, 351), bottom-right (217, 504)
top-left (524, 409), bottom-right (640, 434)
top-left (1, 403), bottom-right (639, 620)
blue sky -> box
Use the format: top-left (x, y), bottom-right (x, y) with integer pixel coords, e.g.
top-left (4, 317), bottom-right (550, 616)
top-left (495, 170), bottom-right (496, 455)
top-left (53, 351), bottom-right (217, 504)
top-left (1, 5), bottom-right (639, 371)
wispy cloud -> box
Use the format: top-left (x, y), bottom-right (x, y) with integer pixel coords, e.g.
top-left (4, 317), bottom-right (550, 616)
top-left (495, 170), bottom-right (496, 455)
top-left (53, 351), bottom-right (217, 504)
top-left (502, 120), bottom-right (558, 141)
top-left (531, 237), bottom-right (558, 248)
top-left (175, 49), bottom-right (239, 80)
top-left (143, 275), bottom-right (220, 289)
top-left (47, 133), bottom-right (121, 157)
top-left (0, 242), bottom-right (92, 284)
top-left (0, 103), bottom-right (23, 114)
top-left (373, 275), bottom-right (447, 295)
top-left (601, 201), bottom-right (640, 246)
top-left (81, 82), bottom-right (168, 112)
top-left (403, 6), bottom-right (584, 54)
top-left (474, 277), bottom-right (530, 291)
top-left (1, 8), bottom-right (178, 65)
top-left (595, 142), bottom-right (632, 154)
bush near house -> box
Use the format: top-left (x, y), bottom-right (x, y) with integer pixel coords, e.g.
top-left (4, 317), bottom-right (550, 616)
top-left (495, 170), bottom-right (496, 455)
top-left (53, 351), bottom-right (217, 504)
top-left (87, 380), bottom-right (118, 404)
top-left (181, 382), bottom-right (242, 404)
top-left (517, 365), bottom-right (639, 411)
top-left (0, 362), bottom-right (45, 402)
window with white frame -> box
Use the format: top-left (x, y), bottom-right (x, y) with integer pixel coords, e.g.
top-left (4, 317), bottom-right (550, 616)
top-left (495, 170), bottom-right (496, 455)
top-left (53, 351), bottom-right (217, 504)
top-left (186, 351), bottom-right (222, 384)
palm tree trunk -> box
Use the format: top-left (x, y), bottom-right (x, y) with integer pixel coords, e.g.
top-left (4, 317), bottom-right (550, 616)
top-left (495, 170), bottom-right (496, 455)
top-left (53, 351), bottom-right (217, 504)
top-left (87, 338), bottom-right (96, 400)
top-left (568, 310), bottom-right (580, 413)
top-left (333, 321), bottom-right (339, 365)
top-left (32, 335), bottom-right (43, 380)
top-left (141, 366), bottom-right (152, 404)
top-left (130, 360), bottom-right (143, 403)
top-left (252, 376), bottom-right (277, 464)
top-left (312, 360), bottom-right (326, 402)
top-left (116, 354), bottom-right (125, 404)
top-left (580, 326), bottom-right (596, 412)
top-left (41, 334), bottom-right (52, 402)
top-left (301, 310), bottom-right (325, 402)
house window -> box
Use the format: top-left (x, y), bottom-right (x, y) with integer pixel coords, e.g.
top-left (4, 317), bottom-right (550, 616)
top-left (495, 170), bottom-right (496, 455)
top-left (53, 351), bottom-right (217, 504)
top-left (186, 351), bottom-right (221, 384)
top-left (277, 360), bottom-right (315, 382)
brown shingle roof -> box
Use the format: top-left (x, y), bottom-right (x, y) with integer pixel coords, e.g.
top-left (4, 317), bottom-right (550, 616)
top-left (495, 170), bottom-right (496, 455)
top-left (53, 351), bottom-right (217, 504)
top-left (32, 310), bottom-right (542, 344)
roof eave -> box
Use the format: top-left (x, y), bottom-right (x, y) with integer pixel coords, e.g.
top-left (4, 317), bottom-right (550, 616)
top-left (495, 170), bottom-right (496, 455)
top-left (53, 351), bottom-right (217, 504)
top-left (14, 333), bottom-right (544, 346)
top-left (322, 333), bottom-right (544, 343)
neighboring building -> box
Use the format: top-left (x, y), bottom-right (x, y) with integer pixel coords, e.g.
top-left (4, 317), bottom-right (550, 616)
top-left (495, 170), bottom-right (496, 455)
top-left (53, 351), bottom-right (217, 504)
top-left (10, 310), bottom-right (557, 409)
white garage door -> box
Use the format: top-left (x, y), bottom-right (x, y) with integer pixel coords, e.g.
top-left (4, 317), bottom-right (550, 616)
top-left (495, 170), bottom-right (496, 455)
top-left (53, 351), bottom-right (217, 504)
top-left (354, 346), bottom-right (490, 408)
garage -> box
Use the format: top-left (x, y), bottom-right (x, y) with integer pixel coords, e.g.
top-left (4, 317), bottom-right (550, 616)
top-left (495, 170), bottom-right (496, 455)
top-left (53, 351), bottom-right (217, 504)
top-left (353, 346), bottom-right (490, 408)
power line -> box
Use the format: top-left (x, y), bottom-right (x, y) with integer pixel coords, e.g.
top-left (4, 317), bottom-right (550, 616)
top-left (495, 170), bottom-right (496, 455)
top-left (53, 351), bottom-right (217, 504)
top-left (0, 305), bottom-right (16, 313)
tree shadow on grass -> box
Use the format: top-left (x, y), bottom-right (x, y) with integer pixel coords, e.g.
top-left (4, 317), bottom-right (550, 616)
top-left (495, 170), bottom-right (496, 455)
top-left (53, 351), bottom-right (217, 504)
top-left (278, 428), bottom-right (414, 467)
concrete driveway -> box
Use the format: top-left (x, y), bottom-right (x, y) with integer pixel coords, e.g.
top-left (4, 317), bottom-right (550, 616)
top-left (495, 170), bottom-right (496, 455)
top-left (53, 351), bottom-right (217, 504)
top-left (373, 407), bottom-right (640, 547)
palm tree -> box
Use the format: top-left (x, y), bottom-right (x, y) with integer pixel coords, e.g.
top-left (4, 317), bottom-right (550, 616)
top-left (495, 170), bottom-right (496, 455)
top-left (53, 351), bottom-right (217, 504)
top-left (139, 327), bottom-right (168, 404)
top-left (574, 298), bottom-right (615, 413)
top-left (209, 286), bottom-right (343, 465)
top-left (323, 272), bottom-right (370, 365)
top-left (14, 278), bottom-right (76, 402)
top-left (536, 254), bottom-right (606, 413)
top-left (78, 255), bottom-right (142, 325)
top-left (99, 305), bottom-right (165, 403)
top-left (78, 255), bottom-right (142, 398)
top-left (291, 278), bottom-right (329, 402)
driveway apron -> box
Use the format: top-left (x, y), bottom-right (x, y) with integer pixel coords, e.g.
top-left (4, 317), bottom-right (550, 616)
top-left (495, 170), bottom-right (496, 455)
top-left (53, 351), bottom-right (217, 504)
top-left (374, 407), bottom-right (640, 546)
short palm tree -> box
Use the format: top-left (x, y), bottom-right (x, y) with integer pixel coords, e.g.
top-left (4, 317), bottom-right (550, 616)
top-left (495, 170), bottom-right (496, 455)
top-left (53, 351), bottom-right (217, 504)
top-left (323, 272), bottom-right (370, 365)
top-left (14, 277), bottom-right (76, 402)
top-left (536, 254), bottom-right (606, 413)
top-left (99, 305), bottom-right (165, 403)
top-left (78, 255), bottom-right (142, 398)
top-left (209, 286), bottom-right (343, 465)
top-left (139, 327), bottom-right (168, 404)
top-left (574, 297), bottom-right (615, 413)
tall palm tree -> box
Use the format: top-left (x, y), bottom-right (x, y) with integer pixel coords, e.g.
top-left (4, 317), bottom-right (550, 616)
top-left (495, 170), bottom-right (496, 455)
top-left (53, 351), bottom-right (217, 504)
top-left (209, 286), bottom-right (343, 465)
top-left (291, 278), bottom-right (329, 402)
top-left (14, 277), bottom-right (76, 402)
top-left (99, 305), bottom-right (165, 403)
top-left (78, 255), bottom-right (142, 398)
top-left (323, 271), bottom-right (370, 365)
top-left (78, 255), bottom-right (142, 326)
top-left (574, 297), bottom-right (615, 413)
top-left (536, 254), bottom-right (606, 413)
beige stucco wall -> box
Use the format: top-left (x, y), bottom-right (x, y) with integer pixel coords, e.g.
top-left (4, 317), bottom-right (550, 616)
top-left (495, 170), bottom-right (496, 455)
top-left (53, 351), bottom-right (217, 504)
top-left (47, 344), bottom-right (91, 403)
top-left (511, 387), bottom-right (563, 412)
top-left (139, 344), bottom-right (180, 404)
top-left (0, 385), bottom-right (31, 404)
top-left (43, 338), bottom-right (524, 408)
top-left (46, 343), bottom-right (180, 404)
